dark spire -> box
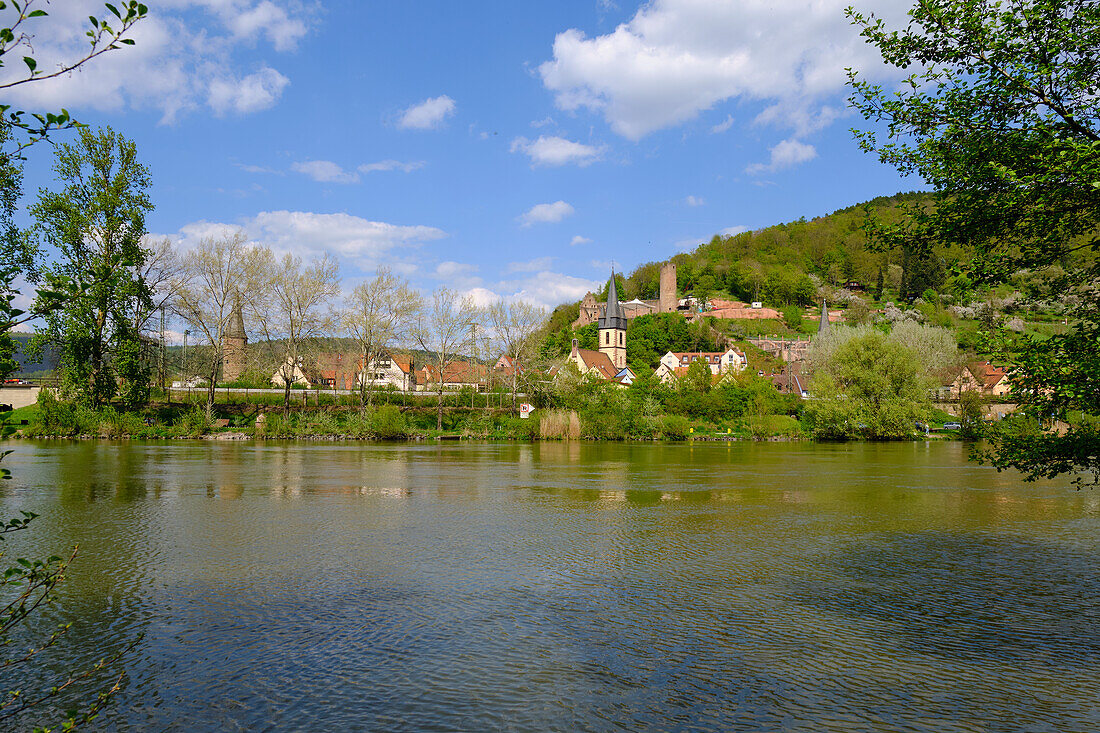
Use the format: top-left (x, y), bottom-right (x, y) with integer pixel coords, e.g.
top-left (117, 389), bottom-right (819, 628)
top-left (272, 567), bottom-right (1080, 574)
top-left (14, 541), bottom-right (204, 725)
top-left (226, 297), bottom-right (247, 340)
top-left (817, 298), bottom-right (829, 335)
top-left (599, 272), bottom-right (627, 331)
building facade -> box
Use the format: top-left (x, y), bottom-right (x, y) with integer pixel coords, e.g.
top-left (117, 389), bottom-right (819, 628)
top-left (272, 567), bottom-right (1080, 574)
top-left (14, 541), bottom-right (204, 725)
top-left (221, 300), bottom-right (247, 382)
top-left (598, 273), bottom-right (628, 370)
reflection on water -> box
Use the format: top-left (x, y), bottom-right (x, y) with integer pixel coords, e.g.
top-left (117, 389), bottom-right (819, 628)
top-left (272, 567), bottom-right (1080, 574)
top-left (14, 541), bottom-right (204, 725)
top-left (1, 440), bottom-right (1098, 731)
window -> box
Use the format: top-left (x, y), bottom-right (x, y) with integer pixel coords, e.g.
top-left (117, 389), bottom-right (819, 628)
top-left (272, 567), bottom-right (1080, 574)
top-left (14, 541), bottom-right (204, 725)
top-left (619, 332), bottom-right (623, 346)
top-left (605, 332), bottom-right (609, 345)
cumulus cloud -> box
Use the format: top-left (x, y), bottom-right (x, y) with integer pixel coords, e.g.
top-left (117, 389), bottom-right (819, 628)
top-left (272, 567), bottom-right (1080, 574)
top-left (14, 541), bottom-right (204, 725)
top-left (570, 235), bottom-right (592, 246)
top-left (486, 271), bottom-right (603, 310)
top-left (745, 138), bottom-right (817, 174)
top-left (538, 0), bottom-right (902, 139)
top-left (169, 211), bottom-right (447, 269)
top-left (685, 195), bottom-right (704, 207)
top-left (358, 160), bottom-right (426, 174)
top-left (208, 67), bottom-right (289, 115)
top-left (721, 225), bottom-right (750, 237)
top-left (510, 135), bottom-right (604, 167)
top-left (432, 261), bottom-right (482, 289)
top-left (519, 201), bottom-right (575, 227)
top-left (291, 160), bottom-right (360, 184)
top-left (0, 0), bottom-right (310, 123)
top-left (398, 95), bottom-right (456, 130)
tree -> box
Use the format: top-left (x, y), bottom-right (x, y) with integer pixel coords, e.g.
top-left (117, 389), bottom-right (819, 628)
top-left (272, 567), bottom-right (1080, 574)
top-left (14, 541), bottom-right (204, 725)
top-left (250, 251), bottom-right (340, 409)
top-left (174, 232), bottom-right (252, 408)
top-left (486, 299), bottom-right (547, 415)
top-left (694, 274), bottom-right (715, 309)
top-left (413, 287), bottom-right (478, 430)
top-left (806, 332), bottom-right (930, 439)
top-left (682, 356), bottom-right (712, 394)
top-left (874, 265), bottom-right (885, 300)
top-left (33, 127), bottom-right (153, 407)
top-left (958, 388), bottom-right (986, 439)
top-left (343, 267), bottom-right (419, 406)
top-left (848, 0), bottom-right (1100, 481)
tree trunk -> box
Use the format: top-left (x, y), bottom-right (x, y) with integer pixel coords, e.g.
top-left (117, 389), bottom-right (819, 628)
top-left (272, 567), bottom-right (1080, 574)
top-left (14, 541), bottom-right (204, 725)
top-left (511, 369), bottom-right (518, 417)
top-left (437, 382), bottom-right (443, 431)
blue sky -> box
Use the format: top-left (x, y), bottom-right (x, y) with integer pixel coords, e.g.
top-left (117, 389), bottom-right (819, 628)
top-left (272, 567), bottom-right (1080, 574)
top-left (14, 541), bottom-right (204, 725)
top-left (9, 0), bottom-right (916, 312)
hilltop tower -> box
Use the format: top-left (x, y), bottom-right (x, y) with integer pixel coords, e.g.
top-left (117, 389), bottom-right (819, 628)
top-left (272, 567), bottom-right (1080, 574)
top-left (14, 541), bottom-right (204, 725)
top-left (659, 262), bottom-right (677, 312)
top-left (598, 273), bottom-right (628, 370)
top-left (222, 298), bottom-right (248, 382)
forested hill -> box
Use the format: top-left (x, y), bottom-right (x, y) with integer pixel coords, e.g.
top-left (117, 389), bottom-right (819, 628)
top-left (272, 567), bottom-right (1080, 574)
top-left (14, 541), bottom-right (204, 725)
top-left (546, 191), bottom-right (934, 333)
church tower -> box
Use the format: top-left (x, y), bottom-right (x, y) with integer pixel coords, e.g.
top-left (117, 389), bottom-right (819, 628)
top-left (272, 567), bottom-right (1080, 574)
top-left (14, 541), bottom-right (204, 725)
top-left (598, 273), bottom-right (627, 370)
top-left (222, 298), bottom-right (248, 382)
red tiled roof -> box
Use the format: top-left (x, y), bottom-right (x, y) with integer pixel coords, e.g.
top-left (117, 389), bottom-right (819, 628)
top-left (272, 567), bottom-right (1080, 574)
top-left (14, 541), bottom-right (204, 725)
top-left (576, 348), bottom-right (618, 380)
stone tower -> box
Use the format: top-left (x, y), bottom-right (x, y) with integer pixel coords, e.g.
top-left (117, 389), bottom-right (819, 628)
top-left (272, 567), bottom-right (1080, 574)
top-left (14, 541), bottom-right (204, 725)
top-left (222, 299), bottom-right (248, 382)
top-left (598, 273), bottom-right (628, 370)
top-left (659, 262), bottom-right (677, 312)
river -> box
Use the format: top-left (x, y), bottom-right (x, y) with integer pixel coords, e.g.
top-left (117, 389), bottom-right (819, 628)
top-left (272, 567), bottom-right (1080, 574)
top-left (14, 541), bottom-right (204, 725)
top-left (1, 440), bottom-right (1097, 731)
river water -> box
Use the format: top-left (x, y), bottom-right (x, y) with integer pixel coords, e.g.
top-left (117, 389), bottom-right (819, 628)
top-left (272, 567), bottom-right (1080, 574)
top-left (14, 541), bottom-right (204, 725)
top-left (1, 440), bottom-right (1098, 732)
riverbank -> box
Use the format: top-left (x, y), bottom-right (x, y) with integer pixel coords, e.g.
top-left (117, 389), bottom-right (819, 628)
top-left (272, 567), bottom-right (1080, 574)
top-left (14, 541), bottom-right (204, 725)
top-left (6, 393), bottom-right (969, 443)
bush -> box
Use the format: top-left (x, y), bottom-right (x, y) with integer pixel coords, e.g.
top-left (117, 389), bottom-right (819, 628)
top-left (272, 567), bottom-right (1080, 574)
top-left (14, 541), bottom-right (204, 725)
top-left (370, 404), bottom-right (408, 439)
top-left (98, 405), bottom-right (144, 438)
top-left (180, 406), bottom-right (212, 437)
top-left (661, 414), bottom-right (691, 440)
top-left (29, 390), bottom-right (98, 436)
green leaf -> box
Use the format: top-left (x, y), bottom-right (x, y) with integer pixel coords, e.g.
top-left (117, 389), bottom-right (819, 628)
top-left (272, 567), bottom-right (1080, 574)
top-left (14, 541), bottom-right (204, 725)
top-left (21, 56), bottom-right (34, 72)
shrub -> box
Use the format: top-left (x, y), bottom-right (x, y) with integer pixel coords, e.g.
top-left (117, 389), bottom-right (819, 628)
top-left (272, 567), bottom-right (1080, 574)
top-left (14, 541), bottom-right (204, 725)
top-left (661, 415), bottom-right (691, 440)
top-left (180, 406), bottom-right (212, 437)
top-left (98, 406), bottom-right (144, 438)
top-left (29, 390), bottom-right (98, 436)
top-left (370, 404), bottom-right (407, 439)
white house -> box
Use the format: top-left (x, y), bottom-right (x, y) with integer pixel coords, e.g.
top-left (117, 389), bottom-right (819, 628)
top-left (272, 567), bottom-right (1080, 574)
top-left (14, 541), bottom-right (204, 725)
top-left (654, 348), bottom-right (747, 385)
top-left (359, 354), bottom-right (417, 392)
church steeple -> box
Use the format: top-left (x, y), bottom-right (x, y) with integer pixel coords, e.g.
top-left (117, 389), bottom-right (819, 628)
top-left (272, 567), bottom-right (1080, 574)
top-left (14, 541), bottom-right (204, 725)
top-left (818, 298), bottom-right (829, 335)
top-left (598, 271), bottom-right (627, 370)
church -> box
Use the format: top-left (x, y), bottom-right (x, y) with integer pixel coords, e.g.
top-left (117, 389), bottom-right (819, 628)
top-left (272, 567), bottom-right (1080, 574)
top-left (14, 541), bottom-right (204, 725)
top-left (566, 273), bottom-right (637, 386)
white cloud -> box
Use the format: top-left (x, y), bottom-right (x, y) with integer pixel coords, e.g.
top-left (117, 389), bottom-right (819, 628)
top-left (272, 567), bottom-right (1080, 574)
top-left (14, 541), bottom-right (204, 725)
top-left (570, 235), bottom-right (592, 246)
top-left (721, 225), bottom-right (750, 237)
top-left (538, 0), bottom-right (902, 140)
top-left (507, 257), bottom-right (554, 273)
top-left (685, 195), bottom-right (704, 207)
top-left (510, 135), bottom-right (604, 167)
top-left (398, 95), bottom-right (456, 130)
top-left (710, 114), bottom-right (734, 134)
top-left (170, 212), bottom-right (447, 268)
top-left (358, 160), bottom-right (426, 174)
top-left (0, 1), bottom-right (309, 123)
top-left (432, 261), bottom-right (482, 289)
top-left (490, 271), bottom-right (603, 310)
top-left (746, 138), bottom-right (817, 174)
top-left (224, 0), bottom-right (308, 51)
top-left (291, 160), bottom-right (360, 184)
top-left (519, 201), bottom-right (575, 227)
top-left (236, 163), bottom-right (283, 175)
top-left (208, 67), bottom-right (289, 116)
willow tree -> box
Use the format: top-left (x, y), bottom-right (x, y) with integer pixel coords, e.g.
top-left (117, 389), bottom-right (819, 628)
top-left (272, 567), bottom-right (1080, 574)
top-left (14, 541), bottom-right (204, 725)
top-left (848, 0), bottom-right (1100, 483)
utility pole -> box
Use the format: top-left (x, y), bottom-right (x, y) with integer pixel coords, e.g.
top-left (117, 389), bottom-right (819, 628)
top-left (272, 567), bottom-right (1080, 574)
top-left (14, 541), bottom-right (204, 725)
top-left (159, 305), bottom-right (167, 394)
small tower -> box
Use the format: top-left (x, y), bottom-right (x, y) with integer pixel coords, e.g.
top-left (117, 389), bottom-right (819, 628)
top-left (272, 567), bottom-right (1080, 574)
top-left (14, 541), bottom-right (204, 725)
top-left (222, 298), bottom-right (248, 382)
top-left (598, 272), bottom-right (628, 370)
top-left (817, 298), bottom-right (829, 335)
top-left (659, 262), bottom-right (678, 313)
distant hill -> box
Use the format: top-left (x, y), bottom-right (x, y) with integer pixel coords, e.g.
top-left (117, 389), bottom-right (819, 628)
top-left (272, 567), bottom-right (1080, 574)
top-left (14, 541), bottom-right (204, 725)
top-left (10, 333), bottom-right (59, 377)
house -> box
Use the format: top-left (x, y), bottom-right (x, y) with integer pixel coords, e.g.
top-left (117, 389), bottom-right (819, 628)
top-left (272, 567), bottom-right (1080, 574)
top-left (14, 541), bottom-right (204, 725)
top-left (416, 360), bottom-right (489, 391)
top-left (564, 339), bottom-right (636, 387)
top-left (654, 348), bottom-right (747, 385)
top-left (271, 351), bottom-right (356, 389)
top-left (360, 354), bottom-right (417, 392)
top-left (947, 361), bottom-right (1012, 398)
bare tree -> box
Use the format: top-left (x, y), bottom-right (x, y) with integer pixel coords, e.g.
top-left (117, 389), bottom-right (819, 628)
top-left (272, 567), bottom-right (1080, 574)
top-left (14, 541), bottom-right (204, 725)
top-left (343, 267), bottom-right (420, 406)
top-left (250, 250), bottom-right (340, 409)
top-left (173, 232), bottom-right (250, 408)
top-left (413, 287), bottom-right (479, 430)
top-left (486, 299), bottom-right (547, 415)
top-left (135, 236), bottom-right (182, 332)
